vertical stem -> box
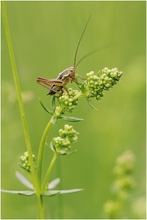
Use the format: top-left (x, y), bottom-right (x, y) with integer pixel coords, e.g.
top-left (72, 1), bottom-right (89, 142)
top-left (37, 106), bottom-right (64, 187)
top-left (41, 153), bottom-right (57, 192)
top-left (37, 117), bottom-right (54, 186)
top-left (2, 2), bottom-right (44, 218)
top-left (1, 0), bottom-right (37, 188)
top-left (37, 195), bottom-right (45, 219)
top-left (56, 157), bottom-right (64, 219)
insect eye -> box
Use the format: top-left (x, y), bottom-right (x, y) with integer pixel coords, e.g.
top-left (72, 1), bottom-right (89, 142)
top-left (70, 67), bottom-right (75, 73)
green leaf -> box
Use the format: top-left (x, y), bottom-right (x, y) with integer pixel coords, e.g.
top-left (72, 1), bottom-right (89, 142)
top-left (18, 191), bottom-right (35, 196)
top-left (61, 116), bottom-right (83, 122)
top-left (16, 171), bottom-right (34, 189)
top-left (1, 189), bottom-right (35, 196)
top-left (43, 188), bottom-right (83, 196)
top-left (57, 149), bottom-right (76, 155)
top-left (50, 142), bottom-right (55, 152)
top-left (48, 178), bottom-right (60, 189)
top-left (43, 190), bottom-right (60, 197)
top-left (59, 189), bottom-right (83, 194)
top-left (61, 149), bottom-right (77, 155)
top-left (39, 99), bottom-right (53, 114)
top-left (87, 100), bottom-right (98, 110)
top-left (66, 149), bottom-right (77, 155)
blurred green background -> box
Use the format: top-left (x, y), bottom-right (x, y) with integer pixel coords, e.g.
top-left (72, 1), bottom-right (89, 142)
top-left (2, 1), bottom-right (145, 219)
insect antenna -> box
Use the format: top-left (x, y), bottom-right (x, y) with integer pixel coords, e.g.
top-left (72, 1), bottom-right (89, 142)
top-left (75, 42), bottom-right (114, 68)
top-left (73, 15), bottom-right (92, 68)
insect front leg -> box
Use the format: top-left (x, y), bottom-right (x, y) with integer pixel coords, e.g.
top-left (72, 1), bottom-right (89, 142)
top-left (75, 74), bottom-right (86, 80)
top-left (70, 78), bottom-right (82, 85)
top-left (69, 74), bottom-right (86, 86)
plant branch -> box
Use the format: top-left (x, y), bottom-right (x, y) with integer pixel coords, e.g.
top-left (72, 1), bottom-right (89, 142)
top-left (37, 116), bottom-right (54, 186)
top-left (41, 153), bottom-right (57, 192)
top-left (37, 105), bottom-right (64, 186)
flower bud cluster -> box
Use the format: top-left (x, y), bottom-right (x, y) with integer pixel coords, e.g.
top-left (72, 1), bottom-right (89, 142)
top-left (113, 151), bottom-right (136, 193)
top-left (50, 124), bottom-right (79, 155)
top-left (81, 67), bottom-right (123, 100)
top-left (19, 151), bottom-right (36, 173)
top-left (103, 151), bottom-right (136, 218)
top-left (58, 88), bottom-right (79, 113)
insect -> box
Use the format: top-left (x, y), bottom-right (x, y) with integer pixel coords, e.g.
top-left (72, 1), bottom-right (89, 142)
top-left (37, 16), bottom-right (93, 96)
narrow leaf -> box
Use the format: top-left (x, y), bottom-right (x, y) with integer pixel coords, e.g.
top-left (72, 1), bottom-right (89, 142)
top-left (87, 100), bottom-right (98, 110)
top-left (16, 171), bottom-right (34, 189)
top-left (43, 190), bottom-right (60, 197)
top-left (43, 188), bottom-right (83, 196)
top-left (61, 116), bottom-right (83, 122)
top-left (18, 191), bottom-right (35, 196)
top-left (39, 99), bottom-right (53, 114)
top-left (60, 149), bottom-right (77, 155)
top-left (59, 189), bottom-right (83, 194)
top-left (66, 150), bottom-right (77, 155)
top-left (1, 189), bottom-right (35, 196)
top-left (50, 142), bottom-right (55, 152)
top-left (48, 178), bottom-right (60, 189)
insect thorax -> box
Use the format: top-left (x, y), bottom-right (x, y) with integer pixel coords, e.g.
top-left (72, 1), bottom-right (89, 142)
top-left (57, 67), bottom-right (75, 82)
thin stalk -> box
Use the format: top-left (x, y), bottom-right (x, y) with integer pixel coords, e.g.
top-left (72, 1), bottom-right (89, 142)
top-left (73, 90), bottom-right (83, 100)
top-left (37, 116), bottom-right (54, 186)
top-left (56, 157), bottom-right (64, 219)
top-left (1, 0), bottom-right (37, 189)
top-left (37, 195), bottom-right (45, 219)
top-left (41, 153), bottom-right (57, 192)
top-left (37, 106), bottom-right (64, 187)
top-left (2, 2), bottom-right (44, 218)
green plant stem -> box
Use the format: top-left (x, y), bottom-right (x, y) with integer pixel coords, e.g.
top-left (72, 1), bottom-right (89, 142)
top-left (2, 2), bottom-right (44, 218)
top-left (37, 116), bottom-right (54, 186)
top-left (42, 153), bottom-right (57, 192)
top-left (73, 90), bottom-right (83, 100)
top-left (2, 0), bottom-right (37, 185)
top-left (37, 105), bottom-right (64, 187)
top-left (56, 157), bottom-right (64, 219)
top-left (36, 195), bottom-right (45, 219)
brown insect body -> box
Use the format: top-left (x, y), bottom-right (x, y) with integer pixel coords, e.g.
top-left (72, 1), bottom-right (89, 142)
top-left (37, 66), bottom-right (76, 95)
top-left (49, 67), bottom-right (75, 95)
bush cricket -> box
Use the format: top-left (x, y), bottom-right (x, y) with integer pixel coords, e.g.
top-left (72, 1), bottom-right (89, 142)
top-left (37, 15), bottom-right (94, 96)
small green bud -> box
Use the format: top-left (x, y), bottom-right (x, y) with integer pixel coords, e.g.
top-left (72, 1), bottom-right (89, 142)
top-left (58, 88), bottom-right (79, 113)
top-left (50, 124), bottom-right (79, 155)
top-left (105, 83), bottom-right (111, 88)
top-left (19, 151), bottom-right (36, 173)
top-left (81, 67), bottom-right (123, 100)
top-left (54, 106), bottom-right (62, 118)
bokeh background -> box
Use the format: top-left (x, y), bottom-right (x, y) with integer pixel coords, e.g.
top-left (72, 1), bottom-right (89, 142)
top-left (1, 1), bottom-right (145, 219)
